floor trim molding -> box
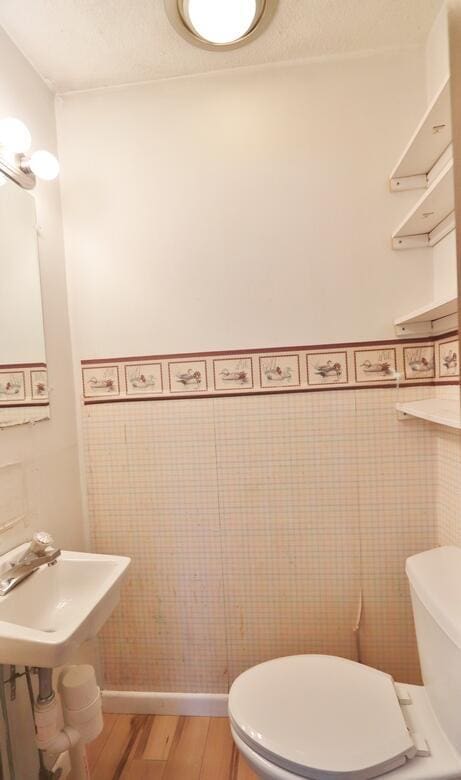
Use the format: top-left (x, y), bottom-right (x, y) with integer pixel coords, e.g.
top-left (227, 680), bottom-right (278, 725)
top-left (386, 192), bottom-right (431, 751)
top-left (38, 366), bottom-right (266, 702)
top-left (102, 690), bottom-right (229, 716)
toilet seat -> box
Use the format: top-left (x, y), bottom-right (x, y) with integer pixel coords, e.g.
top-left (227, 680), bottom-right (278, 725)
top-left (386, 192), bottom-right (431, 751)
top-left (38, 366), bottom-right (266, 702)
top-left (229, 655), bottom-right (419, 780)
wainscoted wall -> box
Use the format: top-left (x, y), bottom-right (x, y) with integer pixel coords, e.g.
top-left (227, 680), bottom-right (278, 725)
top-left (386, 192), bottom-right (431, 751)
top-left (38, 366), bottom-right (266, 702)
top-left (83, 377), bottom-right (442, 693)
top-left (61, 44), bottom-right (454, 693)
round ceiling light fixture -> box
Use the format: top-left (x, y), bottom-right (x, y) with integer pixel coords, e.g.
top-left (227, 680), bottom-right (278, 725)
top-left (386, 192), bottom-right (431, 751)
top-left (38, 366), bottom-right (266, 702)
top-left (165, 0), bottom-right (278, 50)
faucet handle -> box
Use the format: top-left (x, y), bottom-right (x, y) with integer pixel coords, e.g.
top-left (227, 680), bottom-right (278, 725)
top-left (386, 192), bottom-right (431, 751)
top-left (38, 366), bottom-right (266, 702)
top-left (29, 531), bottom-right (54, 555)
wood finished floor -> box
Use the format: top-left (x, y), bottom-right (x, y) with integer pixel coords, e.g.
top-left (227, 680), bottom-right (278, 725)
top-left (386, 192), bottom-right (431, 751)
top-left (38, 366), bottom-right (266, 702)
top-left (88, 714), bottom-right (259, 780)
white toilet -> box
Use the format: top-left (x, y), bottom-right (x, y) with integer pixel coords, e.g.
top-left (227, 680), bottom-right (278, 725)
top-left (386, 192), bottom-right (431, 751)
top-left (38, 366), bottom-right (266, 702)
top-left (229, 546), bottom-right (461, 780)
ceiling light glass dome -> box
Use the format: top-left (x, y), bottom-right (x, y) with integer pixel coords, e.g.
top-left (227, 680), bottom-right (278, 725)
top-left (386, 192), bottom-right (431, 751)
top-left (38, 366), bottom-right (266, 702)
top-left (185, 0), bottom-right (258, 45)
top-left (165, 0), bottom-right (277, 50)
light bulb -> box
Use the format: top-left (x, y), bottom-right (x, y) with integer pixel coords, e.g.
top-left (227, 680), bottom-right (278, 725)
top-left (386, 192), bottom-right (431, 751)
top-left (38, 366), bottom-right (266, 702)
top-left (0, 117), bottom-right (31, 154)
top-left (29, 150), bottom-right (60, 181)
top-left (186, 0), bottom-right (257, 44)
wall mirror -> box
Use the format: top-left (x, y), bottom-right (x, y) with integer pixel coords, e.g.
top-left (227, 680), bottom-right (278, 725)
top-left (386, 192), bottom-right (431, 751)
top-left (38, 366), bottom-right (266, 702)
top-left (0, 176), bottom-right (49, 427)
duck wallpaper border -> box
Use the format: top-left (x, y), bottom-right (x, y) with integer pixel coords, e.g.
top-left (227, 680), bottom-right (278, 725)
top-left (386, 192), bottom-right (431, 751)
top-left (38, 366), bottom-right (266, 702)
top-left (80, 331), bottom-right (459, 404)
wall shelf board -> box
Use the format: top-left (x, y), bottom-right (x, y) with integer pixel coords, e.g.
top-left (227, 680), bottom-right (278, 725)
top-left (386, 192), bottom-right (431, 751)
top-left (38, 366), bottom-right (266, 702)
top-left (394, 296), bottom-right (458, 336)
top-left (396, 398), bottom-right (461, 429)
top-left (392, 160), bottom-right (455, 249)
top-left (390, 77), bottom-right (452, 191)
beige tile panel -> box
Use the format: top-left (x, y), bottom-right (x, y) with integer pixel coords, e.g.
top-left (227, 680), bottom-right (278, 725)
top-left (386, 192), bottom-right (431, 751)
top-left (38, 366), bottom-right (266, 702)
top-left (83, 383), bottom-right (458, 693)
top-left (435, 387), bottom-right (461, 547)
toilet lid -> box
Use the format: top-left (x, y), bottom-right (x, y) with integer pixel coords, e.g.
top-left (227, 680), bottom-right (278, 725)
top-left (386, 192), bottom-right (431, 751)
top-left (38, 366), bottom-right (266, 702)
top-left (229, 655), bottom-right (417, 780)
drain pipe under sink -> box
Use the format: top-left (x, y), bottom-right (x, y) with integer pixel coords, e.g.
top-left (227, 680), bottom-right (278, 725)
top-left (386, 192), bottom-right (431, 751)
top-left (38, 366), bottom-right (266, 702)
top-left (34, 665), bottom-right (103, 780)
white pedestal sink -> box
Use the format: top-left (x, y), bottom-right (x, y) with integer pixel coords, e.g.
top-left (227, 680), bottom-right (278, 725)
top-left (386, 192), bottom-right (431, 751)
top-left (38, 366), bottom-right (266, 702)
top-left (0, 546), bottom-right (130, 667)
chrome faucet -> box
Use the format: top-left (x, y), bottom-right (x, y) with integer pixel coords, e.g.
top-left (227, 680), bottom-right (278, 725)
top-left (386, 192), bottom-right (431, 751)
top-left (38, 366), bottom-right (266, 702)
top-left (0, 532), bottom-right (61, 596)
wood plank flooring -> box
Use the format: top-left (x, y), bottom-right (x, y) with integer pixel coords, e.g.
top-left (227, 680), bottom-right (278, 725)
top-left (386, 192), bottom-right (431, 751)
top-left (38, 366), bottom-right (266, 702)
top-left (88, 714), bottom-right (259, 780)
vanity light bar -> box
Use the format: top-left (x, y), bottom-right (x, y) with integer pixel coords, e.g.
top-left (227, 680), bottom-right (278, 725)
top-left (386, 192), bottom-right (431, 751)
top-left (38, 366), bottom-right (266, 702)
top-left (0, 148), bottom-right (36, 189)
top-left (0, 117), bottom-right (59, 190)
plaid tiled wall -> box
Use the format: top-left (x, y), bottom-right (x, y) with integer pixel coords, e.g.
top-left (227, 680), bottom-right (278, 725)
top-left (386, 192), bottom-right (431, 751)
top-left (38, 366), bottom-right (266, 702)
top-left (435, 386), bottom-right (461, 547)
top-left (83, 383), bottom-right (441, 692)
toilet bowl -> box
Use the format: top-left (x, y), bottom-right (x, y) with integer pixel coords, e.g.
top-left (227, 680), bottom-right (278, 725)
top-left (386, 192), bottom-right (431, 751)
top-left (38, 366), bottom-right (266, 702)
top-left (229, 546), bottom-right (461, 780)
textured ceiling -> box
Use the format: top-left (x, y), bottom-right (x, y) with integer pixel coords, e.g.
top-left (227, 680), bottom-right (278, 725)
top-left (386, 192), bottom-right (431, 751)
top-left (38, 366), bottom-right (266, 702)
top-left (0, 0), bottom-right (444, 93)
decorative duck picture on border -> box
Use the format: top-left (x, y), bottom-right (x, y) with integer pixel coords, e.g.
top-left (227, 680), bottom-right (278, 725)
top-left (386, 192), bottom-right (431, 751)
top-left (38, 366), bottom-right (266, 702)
top-left (219, 359), bottom-right (250, 385)
top-left (404, 346), bottom-right (435, 379)
top-left (125, 363), bottom-right (163, 394)
top-left (34, 381), bottom-right (47, 396)
top-left (31, 370), bottom-right (48, 400)
top-left (260, 355), bottom-right (299, 388)
top-left (263, 359), bottom-right (292, 382)
top-left (214, 357), bottom-right (253, 390)
top-left (360, 359), bottom-right (393, 375)
top-left (0, 375), bottom-right (23, 396)
top-left (168, 360), bottom-right (206, 393)
top-left (83, 366), bottom-right (119, 396)
top-left (129, 370), bottom-right (157, 390)
top-left (176, 368), bottom-right (202, 386)
top-left (307, 351), bottom-right (347, 385)
top-left (354, 349), bottom-right (396, 382)
top-left (315, 360), bottom-right (342, 379)
top-left (442, 348), bottom-right (458, 374)
top-left (88, 374), bottom-right (116, 391)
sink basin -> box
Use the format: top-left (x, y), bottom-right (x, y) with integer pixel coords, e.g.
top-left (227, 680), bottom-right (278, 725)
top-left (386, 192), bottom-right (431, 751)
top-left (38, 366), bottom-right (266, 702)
top-left (0, 548), bottom-right (130, 667)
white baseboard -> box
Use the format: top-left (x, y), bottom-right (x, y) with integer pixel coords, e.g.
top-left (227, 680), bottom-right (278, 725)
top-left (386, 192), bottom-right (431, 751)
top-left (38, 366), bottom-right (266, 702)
top-left (102, 690), bottom-right (229, 717)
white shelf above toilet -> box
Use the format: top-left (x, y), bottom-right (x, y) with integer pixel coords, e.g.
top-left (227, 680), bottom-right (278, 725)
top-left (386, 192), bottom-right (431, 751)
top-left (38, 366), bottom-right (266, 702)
top-left (391, 159), bottom-right (455, 250)
top-left (394, 295), bottom-right (458, 337)
top-left (389, 75), bottom-right (455, 250)
top-left (396, 398), bottom-right (461, 429)
top-left (390, 77), bottom-right (452, 191)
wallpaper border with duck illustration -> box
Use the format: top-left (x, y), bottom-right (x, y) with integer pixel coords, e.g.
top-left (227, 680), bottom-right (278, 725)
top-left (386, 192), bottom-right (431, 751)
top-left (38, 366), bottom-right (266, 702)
top-left (80, 331), bottom-right (459, 404)
top-left (0, 363), bottom-right (49, 408)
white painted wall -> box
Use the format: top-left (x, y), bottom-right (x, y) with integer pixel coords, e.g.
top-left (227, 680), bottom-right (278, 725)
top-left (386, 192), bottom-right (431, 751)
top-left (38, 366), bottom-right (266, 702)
top-left (58, 48), bottom-right (433, 359)
top-left (0, 25), bottom-right (84, 780)
top-left (426, 2), bottom-right (450, 103)
top-left (433, 230), bottom-right (457, 299)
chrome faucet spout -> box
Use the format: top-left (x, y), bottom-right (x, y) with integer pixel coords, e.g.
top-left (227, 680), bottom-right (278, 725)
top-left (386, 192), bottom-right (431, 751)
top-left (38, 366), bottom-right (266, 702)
top-left (0, 532), bottom-right (61, 596)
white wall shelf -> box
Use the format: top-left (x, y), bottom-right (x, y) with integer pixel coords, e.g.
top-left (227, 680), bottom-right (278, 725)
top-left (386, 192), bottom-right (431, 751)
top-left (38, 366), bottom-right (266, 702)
top-left (394, 295), bottom-right (458, 336)
top-left (396, 398), bottom-right (461, 429)
top-left (390, 77), bottom-right (452, 191)
top-left (391, 159), bottom-right (455, 250)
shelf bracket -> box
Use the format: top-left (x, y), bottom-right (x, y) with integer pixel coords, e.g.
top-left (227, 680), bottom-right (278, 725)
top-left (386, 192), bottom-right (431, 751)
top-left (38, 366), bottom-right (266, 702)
top-left (394, 321), bottom-right (433, 337)
top-left (394, 311), bottom-right (457, 338)
top-left (392, 211), bottom-right (455, 251)
top-left (389, 174), bottom-right (428, 192)
top-left (428, 212), bottom-right (456, 246)
top-left (392, 234), bottom-right (430, 250)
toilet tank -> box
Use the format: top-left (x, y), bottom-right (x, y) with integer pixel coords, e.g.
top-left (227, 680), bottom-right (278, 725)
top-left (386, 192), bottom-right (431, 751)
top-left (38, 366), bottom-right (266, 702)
top-left (406, 546), bottom-right (461, 755)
